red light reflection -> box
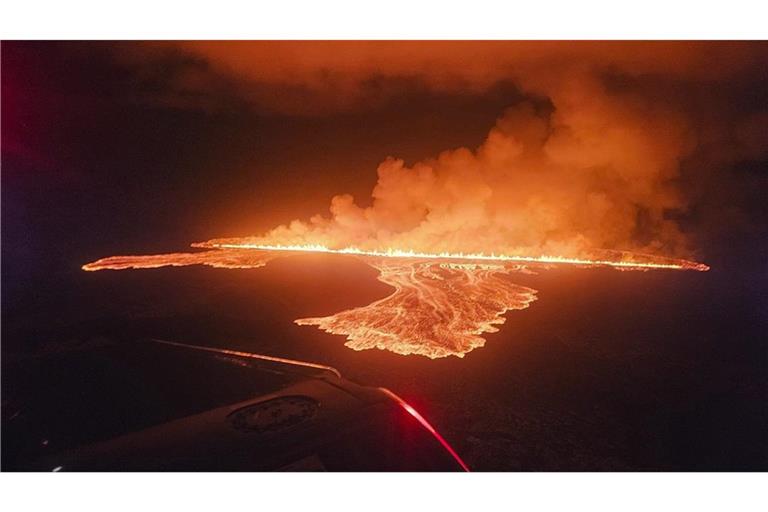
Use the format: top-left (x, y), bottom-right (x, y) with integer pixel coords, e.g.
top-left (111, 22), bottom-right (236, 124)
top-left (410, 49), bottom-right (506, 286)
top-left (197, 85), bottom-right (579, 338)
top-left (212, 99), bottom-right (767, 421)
top-left (379, 388), bottom-right (470, 472)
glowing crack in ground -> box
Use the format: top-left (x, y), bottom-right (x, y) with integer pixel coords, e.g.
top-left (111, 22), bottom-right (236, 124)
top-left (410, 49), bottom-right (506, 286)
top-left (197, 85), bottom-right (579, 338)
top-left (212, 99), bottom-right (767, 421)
top-left (83, 244), bottom-right (708, 359)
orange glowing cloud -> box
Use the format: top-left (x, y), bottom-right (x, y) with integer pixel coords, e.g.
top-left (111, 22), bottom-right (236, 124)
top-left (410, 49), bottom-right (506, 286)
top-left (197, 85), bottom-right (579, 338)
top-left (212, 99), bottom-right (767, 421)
top-left (206, 85), bottom-right (693, 258)
top-left (126, 41), bottom-right (762, 258)
top-left (138, 41), bottom-right (768, 115)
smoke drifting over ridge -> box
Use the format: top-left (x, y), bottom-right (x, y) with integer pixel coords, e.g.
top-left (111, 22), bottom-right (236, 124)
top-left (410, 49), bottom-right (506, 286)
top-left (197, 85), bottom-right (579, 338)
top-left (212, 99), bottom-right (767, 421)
top-left (139, 42), bottom-right (767, 258)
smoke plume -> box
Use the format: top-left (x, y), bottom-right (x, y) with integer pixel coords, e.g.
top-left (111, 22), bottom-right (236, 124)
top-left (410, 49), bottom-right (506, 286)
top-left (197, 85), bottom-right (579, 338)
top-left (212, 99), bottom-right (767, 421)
top-left (205, 71), bottom-right (694, 257)
top-left (136, 42), bottom-right (767, 258)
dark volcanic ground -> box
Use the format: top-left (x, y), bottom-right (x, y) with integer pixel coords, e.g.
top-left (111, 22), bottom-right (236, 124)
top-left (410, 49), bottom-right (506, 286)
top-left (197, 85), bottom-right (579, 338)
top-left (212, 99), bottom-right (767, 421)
top-left (3, 252), bottom-right (766, 471)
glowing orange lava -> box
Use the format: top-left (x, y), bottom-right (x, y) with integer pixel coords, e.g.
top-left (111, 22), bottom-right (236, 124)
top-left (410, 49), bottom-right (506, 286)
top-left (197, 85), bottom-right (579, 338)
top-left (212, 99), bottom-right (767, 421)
top-left (191, 241), bottom-right (711, 272)
top-left (82, 241), bottom-right (709, 358)
top-left (296, 260), bottom-right (537, 358)
top-left (81, 249), bottom-right (275, 271)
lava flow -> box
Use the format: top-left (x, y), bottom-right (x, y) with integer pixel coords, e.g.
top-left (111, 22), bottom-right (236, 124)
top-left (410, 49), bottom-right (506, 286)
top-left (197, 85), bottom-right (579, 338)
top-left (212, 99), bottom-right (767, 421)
top-left (295, 260), bottom-right (537, 358)
top-left (82, 242), bottom-right (708, 359)
top-left (81, 249), bottom-right (276, 271)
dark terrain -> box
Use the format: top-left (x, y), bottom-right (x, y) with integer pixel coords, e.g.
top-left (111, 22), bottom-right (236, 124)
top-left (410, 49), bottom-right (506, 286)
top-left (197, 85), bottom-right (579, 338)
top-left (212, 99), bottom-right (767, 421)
top-left (3, 252), bottom-right (766, 470)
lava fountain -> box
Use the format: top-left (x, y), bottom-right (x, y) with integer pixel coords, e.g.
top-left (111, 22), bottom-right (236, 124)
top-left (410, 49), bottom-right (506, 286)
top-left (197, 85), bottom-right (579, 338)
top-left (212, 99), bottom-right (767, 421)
top-left (82, 242), bottom-right (708, 359)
